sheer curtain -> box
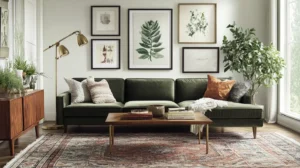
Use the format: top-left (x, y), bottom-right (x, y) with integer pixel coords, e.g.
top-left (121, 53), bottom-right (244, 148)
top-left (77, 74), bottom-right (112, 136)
top-left (265, 0), bottom-right (278, 123)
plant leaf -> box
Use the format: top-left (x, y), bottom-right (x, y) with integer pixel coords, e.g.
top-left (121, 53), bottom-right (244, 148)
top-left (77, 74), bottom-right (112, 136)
top-left (136, 48), bottom-right (149, 55)
top-left (152, 48), bottom-right (164, 53)
top-left (152, 34), bottom-right (161, 43)
top-left (141, 37), bottom-right (151, 45)
top-left (151, 30), bottom-right (160, 37)
top-left (139, 54), bottom-right (149, 59)
top-left (152, 42), bottom-right (162, 47)
top-left (139, 43), bottom-right (151, 48)
top-left (152, 53), bottom-right (164, 58)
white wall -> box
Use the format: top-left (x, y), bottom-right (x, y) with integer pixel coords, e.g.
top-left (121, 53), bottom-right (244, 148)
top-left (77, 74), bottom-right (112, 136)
top-left (43, 0), bottom-right (271, 121)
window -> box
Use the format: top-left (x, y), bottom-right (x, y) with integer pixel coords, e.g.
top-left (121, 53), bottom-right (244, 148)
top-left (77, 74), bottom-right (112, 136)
top-left (280, 0), bottom-right (300, 119)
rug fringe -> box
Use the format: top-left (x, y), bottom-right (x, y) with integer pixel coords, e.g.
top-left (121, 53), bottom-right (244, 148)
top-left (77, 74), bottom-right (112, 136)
top-left (4, 135), bottom-right (45, 168)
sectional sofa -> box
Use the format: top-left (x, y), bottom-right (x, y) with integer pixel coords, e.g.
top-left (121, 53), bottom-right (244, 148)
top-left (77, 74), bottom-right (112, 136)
top-left (57, 78), bottom-right (264, 138)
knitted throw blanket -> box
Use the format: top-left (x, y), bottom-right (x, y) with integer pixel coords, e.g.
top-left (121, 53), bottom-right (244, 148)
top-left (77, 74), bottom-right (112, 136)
top-left (188, 98), bottom-right (228, 135)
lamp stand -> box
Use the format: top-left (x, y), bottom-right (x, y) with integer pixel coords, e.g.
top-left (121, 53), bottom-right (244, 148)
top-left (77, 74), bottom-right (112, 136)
top-left (42, 30), bottom-right (88, 130)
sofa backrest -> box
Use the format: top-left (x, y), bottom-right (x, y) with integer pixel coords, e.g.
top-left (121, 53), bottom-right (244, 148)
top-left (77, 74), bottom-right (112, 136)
top-left (125, 78), bottom-right (175, 102)
top-left (73, 78), bottom-right (125, 103)
top-left (175, 77), bottom-right (232, 103)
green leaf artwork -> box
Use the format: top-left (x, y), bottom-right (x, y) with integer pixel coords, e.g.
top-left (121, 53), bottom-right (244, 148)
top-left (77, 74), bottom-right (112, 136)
top-left (186, 10), bottom-right (208, 37)
top-left (136, 20), bottom-right (164, 61)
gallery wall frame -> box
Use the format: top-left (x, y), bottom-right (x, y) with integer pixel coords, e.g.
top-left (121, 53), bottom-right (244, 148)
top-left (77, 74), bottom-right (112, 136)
top-left (0, 7), bottom-right (8, 48)
top-left (91, 39), bottom-right (121, 69)
top-left (182, 47), bottom-right (219, 73)
top-left (178, 3), bottom-right (217, 44)
top-left (91, 6), bottom-right (121, 36)
top-left (128, 8), bottom-right (173, 70)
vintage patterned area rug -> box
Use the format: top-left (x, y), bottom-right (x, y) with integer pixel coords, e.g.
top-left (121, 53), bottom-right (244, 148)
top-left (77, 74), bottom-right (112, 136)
top-left (5, 132), bottom-right (300, 168)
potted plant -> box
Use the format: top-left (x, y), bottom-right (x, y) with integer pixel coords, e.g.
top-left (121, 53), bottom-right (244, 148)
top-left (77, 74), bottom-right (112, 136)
top-left (13, 56), bottom-right (45, 89)
top-left (221, 23), bottom-right (285, 104)
top-left (0, 64), bottom-right (23, 94)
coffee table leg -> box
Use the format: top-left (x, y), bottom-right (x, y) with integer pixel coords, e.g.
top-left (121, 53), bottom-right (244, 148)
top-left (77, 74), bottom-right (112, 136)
top-left (112, 125), bottom-right (114, 145)
top-left (109, 125), bottom-right (113, 154)
top-left (198, 125), bottom-right (201, 144)
top-left (206, 124), bottom-right (209, 154)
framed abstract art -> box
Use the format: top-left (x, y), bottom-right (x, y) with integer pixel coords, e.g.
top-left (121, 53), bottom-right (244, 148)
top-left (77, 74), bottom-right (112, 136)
top-left (182, 47), bottom-right (219, 73)
top-left (91, 6), bottom-right (120, 36)
top-left (178, 3), bottom-right (217, 44)
top-left (91, 39), bottom-right (120, 69)
top-left (128, 9), bottom-right (173, 70)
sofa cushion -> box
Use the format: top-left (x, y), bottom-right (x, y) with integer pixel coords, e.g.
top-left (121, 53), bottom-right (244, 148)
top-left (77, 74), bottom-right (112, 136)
top-left (125, 78), bottom-right (175, 101)
top-left (64, 78), bottom-right (92, 103)
top-left (175, 78), bottom-right (231, 103)
top-left (87, 79), bottom-right (117, 104)
top-left (123, 101), bottom-right (179, 111)
top-left (64, 102), bottom-right (124, 117)
top-left (177, 101), bottom-right (263, 119)
top-left (73, 78), bottom-right (124, 103)
top-left (203, 75), bottom-right (236, 100)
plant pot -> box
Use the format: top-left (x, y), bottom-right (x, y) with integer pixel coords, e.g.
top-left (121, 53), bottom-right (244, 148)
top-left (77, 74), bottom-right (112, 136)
top-left (147, 105), bottom-right (165, 117)
top-left (15, 69), bottom-right (23, 84)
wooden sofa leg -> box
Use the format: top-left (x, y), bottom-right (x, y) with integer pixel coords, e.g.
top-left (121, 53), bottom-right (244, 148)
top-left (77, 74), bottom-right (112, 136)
top-left (252, 127), bottom-right (257, 139)
top-left (64, 125), bottom-right (68, 133)
top-left (221, 127), bottom-right (225, 133)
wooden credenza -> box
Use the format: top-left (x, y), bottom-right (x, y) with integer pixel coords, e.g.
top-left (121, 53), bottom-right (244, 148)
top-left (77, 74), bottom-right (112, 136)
top-left (0, 90), bottom-right (44, 156)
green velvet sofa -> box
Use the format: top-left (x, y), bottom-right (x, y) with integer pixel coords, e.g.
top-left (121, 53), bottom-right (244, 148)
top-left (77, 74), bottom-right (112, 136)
top-left (57, 78), bottom-right (263, 137)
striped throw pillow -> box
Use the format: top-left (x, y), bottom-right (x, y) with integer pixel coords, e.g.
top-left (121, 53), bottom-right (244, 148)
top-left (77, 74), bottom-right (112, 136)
top-left (87, 79), bottom-right (116, 104)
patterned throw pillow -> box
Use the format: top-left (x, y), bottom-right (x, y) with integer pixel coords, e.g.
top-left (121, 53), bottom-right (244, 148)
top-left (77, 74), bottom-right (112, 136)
top-left (203, 75), bottom-right (236, 100)
top-left (87, 79), bottom-right (116, 104)
top-left (228, 81), bottom-right (251, 102)
top-left (64, 78), bottom-right (92, 104)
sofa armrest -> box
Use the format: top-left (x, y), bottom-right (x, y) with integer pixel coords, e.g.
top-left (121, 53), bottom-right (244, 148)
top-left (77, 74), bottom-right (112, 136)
top-left (240, 94), bottom-right (251, 104)
top-left (56, 91), bottom-right (71, 125)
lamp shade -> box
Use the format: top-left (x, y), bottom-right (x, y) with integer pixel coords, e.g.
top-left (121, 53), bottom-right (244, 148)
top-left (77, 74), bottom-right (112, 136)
top-left (77, 33), bottom-right (88, 46)
top-left (57, 45), bottom-right (69, 59)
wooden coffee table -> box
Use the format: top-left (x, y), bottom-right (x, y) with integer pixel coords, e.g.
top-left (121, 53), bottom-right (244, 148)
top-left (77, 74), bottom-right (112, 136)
top-left (105, 113), bottom-right (213, 154)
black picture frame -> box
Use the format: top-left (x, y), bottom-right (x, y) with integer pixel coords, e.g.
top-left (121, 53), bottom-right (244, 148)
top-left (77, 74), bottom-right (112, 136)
top-left (182, 47), bottom-right (219, 73)
top-left (91, 6), bottom-right (121, 36)
top-left (91, 39), bottom-right (121, 69)
top-left (128, 8), bottom-right (173, 70)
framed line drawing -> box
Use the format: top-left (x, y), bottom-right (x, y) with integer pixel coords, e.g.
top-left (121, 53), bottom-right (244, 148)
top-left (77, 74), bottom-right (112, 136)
top-left (91, 39), bottom-right (120, 69)
top-left (128, 9), bottom-right (173, 70)
top-left (182, 47), bottom-right (219, 73)
top-left (91, 6), bottom-right (120, 36)
top-left (178, 3), bottom-right (217, 44)
top-left (0, 7), bottom-right (8, 47)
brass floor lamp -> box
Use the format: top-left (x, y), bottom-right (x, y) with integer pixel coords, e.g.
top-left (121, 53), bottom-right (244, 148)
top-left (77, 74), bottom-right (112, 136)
top-left (42, 31), bottom-right (88, 129)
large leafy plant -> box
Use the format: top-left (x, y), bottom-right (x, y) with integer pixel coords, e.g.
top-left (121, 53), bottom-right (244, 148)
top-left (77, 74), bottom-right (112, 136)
top-left (136, 20), bottom-right (164, 61)
top-left (221, 23), bottom-right (285, 104)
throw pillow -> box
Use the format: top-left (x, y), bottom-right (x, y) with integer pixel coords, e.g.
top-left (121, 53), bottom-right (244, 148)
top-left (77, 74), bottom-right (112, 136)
top-left (87, 79), bottom-right (116, 104)
top-left (203, 75), bottom-right (236, 100)
top-left (228, 81), bottom-right (251, 102)
top-left (64, 78), bottom-right (92, 104)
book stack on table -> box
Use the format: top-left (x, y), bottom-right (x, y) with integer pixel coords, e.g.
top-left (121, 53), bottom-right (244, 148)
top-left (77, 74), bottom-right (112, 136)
top-left (121, 109), bottom-right (153, 120)
top-left (166, 108), bottom-right (195, 120)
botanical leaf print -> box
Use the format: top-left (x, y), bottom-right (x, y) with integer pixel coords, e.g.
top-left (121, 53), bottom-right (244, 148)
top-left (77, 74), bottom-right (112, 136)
top-left (136, 20), bottom-right (164, 61)
top-left (186, 10), bottom-right (208, 37)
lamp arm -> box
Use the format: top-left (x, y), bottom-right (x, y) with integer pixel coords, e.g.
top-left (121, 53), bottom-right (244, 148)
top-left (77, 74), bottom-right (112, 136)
top-left (43, 30), bottom-right (81, 52)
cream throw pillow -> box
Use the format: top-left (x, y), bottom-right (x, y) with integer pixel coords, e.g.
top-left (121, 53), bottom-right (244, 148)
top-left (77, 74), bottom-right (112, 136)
top-left (87, 79), bottom-right (116, 104)
top-left (64, 78), bottom-right (92, 104)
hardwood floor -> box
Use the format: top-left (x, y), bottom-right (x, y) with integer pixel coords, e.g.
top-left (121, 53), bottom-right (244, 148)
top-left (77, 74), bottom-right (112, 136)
top-left (0, 122), bottom-right (299, 167)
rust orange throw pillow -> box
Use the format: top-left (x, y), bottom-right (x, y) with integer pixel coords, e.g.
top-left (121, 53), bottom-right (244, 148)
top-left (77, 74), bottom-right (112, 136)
top-left (203, 75), bottom-right (236, 100)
